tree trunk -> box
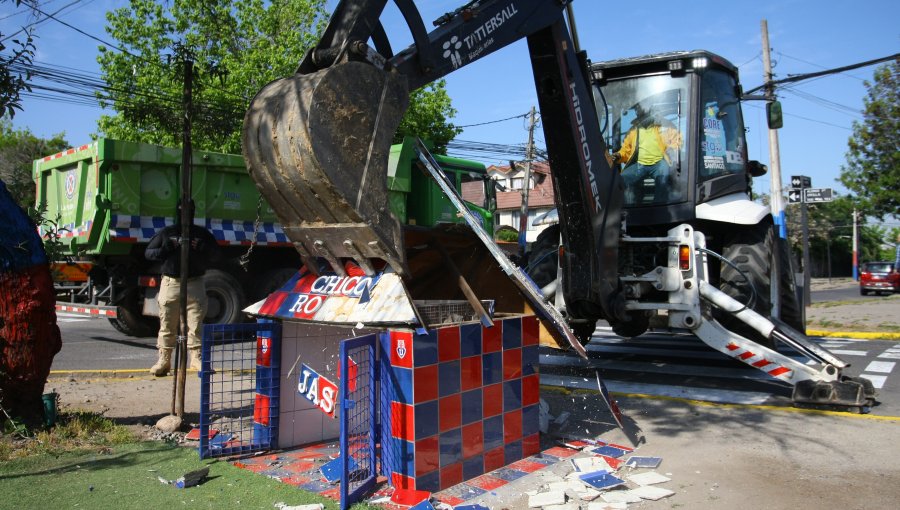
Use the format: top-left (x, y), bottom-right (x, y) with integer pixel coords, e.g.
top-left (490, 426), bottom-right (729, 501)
top-left (0, 179), bottom-right (61, 425)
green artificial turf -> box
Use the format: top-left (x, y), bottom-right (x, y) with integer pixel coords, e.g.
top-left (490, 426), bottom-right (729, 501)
top-left (0, 441), bottom-right (347, 510)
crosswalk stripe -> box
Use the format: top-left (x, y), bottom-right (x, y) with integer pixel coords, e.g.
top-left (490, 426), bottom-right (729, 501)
top-left (540, 373), bottom-right (775, 405)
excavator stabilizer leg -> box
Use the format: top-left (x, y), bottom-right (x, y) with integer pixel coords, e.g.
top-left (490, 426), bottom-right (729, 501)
top-left (792, 376), bottom-right (875, 412)
top-left (242, 61), bottom-right (410, 276)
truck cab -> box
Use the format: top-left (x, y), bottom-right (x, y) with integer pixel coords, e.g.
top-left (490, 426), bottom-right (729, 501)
top-left (592, 50), bottom-right (767, 230)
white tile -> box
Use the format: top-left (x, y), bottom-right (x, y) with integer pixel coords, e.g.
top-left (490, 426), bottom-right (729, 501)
top-left (528, 490), bottom-right (566, 508)
top-left (864, 361), bottom-right (896, 373)
top-left (627, 471), bottom-right (671, 486)
top-left (628, 485), bottom-right (675, 500)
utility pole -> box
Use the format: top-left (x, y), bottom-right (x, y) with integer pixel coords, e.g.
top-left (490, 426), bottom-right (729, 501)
top-left (517, 106), bottom-right (537, 257)
top-left (852, 208), bottom-right (859, 280)
top-left (761, 20), bottom-right (786, 238)
top-left (174, 56), bottom-right (194, 420)
top-left (800, 193), bottom-right (810, 304)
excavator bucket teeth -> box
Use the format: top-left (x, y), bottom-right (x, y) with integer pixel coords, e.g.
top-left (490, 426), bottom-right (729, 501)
top-left (242, 61), bottom-right (410, 276)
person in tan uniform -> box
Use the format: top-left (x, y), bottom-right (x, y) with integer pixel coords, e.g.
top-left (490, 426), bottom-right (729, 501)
top-left (145, 200), bottom-right (221, 376)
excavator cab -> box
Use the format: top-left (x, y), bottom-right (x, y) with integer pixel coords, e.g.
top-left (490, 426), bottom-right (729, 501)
top-left (593, 50), bottom-right (757, 228)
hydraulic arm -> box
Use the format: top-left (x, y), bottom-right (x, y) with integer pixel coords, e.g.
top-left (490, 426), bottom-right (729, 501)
top-left (241, 0), bottom-right (624, 329)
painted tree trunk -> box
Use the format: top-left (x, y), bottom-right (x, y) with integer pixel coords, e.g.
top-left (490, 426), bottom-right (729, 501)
top-left (0, 179), bottom-right (61, 424)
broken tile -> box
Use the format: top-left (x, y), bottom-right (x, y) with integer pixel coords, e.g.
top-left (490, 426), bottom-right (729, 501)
top-left (548, 480), bottom-right (588, 493)
top-left (572, 456), bottom-right (615, 473)
top-left (627, 471), bottom-right (670, 486)
top-left (527, 490), bottom-right (566, 508)
top-left (578, 488), bottom-right (602, 501)
top-left (629, 485), bottom-right (675, 501)
top-left (590, 446), bottom-right (629, 458)
top-left (587, 502), bottom-right (628, 510)
top-left (543, 504), bottom-right (579, 510)
top-left (579, 471), bottom-right (626, 490)
top-left (408, 500), bottom-right (436, 510)
top-left (624, 456), bottom-right (662, 468)
top-left (600, 490), bottom-right (642, 504)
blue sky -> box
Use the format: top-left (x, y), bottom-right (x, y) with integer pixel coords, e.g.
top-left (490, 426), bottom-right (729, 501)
top-left (4, 0), bottom-right (899, 201)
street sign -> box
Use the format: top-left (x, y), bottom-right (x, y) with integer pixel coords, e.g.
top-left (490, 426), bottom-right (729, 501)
top-left (804, 187), bottom-right (834, 203)
top-left (788, 189), bottom-right (802, 203)
top-left (791, 175), bottom-right (811, 188)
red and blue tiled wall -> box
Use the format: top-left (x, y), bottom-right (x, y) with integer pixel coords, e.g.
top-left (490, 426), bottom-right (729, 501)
top-left (379, 315), bottom-right (541, 492)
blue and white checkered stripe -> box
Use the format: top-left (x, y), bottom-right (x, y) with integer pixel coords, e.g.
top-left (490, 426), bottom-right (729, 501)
top-left (40, 220), bottom-right (92, 239)
top-left (109, 215), bottom-right (288, 245)
top-left (206, 218), bottom-right (288, 245)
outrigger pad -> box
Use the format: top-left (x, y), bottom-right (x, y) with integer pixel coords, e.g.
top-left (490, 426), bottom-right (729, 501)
top-left (792, 378), bottom-right (870, 409)
top-left (242, 61), bottom-right (410, 276)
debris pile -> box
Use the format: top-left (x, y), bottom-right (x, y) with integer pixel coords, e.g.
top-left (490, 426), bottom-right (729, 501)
top-left (520, 438), bottom-right (674, 509)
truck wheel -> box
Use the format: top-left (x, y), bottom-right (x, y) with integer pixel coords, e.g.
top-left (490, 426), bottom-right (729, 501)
top-left (775, 237), bottom-right (805, 333)
top-left (112, 305), bottom-right (159, 338)
top-left (252, 267), bottom-right (299, 302)
top-left (204, 269), bottom-right (246, 325)
top-left (717, 222), bottom-right (775, 348)
top-left (526, 224), bottom-right (560, 289)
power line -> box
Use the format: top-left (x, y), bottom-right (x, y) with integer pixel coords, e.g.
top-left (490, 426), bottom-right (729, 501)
top-left (775, 51), bottom-right (867, 82)
top-left (745, 52), bottom-right (900, 95)
top-left (0, 0), bottom-right (89, 43)
top-left (743, 102), bottom-right (853, 131)
top-left (455, 112), bottom-right (529, 128)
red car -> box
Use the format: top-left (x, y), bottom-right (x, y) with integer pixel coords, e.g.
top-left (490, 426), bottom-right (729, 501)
top-left (859, 261), bottom-right (900, 295)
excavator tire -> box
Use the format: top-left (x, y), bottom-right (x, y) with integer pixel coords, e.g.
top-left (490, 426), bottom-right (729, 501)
top-left (776, 236), bottom-right (805, 333)
top-left (717, 222), bottom-right (776, 349)
top-left (526, 224), bottom-right (560, 289)
top-left (611, 313), bottom-right (650, 338)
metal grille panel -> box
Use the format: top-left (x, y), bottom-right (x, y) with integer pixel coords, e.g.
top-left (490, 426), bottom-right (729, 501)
top-left (199, 321), bottom-right (281, 459)
top-left (340, 334), bottom-right (378, 509)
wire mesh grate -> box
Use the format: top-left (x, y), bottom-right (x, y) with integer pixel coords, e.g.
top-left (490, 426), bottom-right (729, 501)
top-left (199, 321), bottom-right (281, 459)
top-left (340, 335), bottom-right (378, 509)
top-left (414, 299), bottom-right (494, 326)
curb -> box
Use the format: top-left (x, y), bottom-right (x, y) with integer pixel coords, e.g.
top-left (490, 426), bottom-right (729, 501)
top-left (806, 329), bottom-right (900, 341)
top-left (48, 369), bottom-right (197, 379)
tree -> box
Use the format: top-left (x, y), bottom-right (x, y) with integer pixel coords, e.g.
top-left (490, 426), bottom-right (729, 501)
top-left (839, 60), bottom-right (900, 219)
top-left (97, 0), bottom-right (329, 153)
top-left (394, 80), bottom-right (463, 154)
top-left (0, 120), bottom-right (69, 208)
top-left (98, 1), bottom-right (464, 155)
top-left (0, 1), bottom-right (36, 118)
top-left (784, 195), bottom-right (889, 277)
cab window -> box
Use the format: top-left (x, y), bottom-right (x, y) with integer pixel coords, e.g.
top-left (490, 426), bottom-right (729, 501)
top-left (699, 70), bottom-right (748, 180)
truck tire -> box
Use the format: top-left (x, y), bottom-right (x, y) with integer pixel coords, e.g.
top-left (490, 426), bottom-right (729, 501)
top-left (204, 269), bottom-right (246, 325)
top-left (776, 237), bottom-right (805, 333)
top-left (111, 304), bottom-right (159, 338)
top-left (252, 267), bottom-right (299, 302)
top-left (717, 222), bottom-right (775, 348)
top-left (526, 224), bottom-right (560, 289)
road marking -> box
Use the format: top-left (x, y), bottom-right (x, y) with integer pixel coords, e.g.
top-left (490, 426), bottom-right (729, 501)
top-left (864, 361), bottom-right (896, 373)
top-left (828, 349), bottom-right (869, 356)
top-left (541, 373), bottom-right (775, 405)
top-left (861, 374), bottom-right (887, 389)
top-left (877, 351), bottom-right (900, 359)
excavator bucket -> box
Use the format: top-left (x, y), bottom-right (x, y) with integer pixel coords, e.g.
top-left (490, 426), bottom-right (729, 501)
top-left (242, 61), bottom-right (410, 277)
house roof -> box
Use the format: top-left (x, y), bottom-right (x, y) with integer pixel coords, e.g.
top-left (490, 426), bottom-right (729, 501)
top-left (490, 161), bottom-right (556, 210)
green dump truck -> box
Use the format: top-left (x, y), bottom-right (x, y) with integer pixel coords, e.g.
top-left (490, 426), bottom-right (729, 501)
top-left (34, 137), bottom-right (495, 337)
